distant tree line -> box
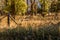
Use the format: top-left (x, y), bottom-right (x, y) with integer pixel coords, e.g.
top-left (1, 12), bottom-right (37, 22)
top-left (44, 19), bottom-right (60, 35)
top-left (0, 0), bottom-right (60, 16)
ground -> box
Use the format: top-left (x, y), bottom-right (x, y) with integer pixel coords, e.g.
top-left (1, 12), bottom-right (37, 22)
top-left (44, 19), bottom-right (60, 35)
top-left (0, 13), bottom-right (60, 29)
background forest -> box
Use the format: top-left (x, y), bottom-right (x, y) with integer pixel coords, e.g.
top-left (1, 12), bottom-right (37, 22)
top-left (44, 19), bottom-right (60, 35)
top-left (0, 0), bottom-right (60, 16)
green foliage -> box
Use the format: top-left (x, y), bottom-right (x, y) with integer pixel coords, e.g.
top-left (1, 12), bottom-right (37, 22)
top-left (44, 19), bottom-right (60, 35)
top-left (49, 1), bottom-right (58, 12)
top-left (57, 0), bottom-right (60, 11)
top-left (39, 0), bottom-right (53, 12)
top-left (3, 0), bottom-right (27, 15)
top-left (3, 0), bottom-right (11, 13)
top-left (15, 0), bottom-right (27, 15)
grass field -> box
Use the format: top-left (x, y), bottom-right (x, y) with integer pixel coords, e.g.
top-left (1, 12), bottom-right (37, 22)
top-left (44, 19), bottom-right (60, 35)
top-left (0, 23), bottom-right (59, 40)
top-left (0, 13), bottom-right (60, 40)
top-left (0, 13), bottom-right (60, 28)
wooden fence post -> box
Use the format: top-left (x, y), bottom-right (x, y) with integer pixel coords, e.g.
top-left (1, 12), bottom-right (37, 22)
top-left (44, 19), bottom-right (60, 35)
top-left (7, 13), bottom-right (10, 27)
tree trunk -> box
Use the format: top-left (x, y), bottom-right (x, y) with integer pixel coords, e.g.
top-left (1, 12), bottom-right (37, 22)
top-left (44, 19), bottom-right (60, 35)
top-left (30, 0), bottom-right (33, 15)
top-left (11, 0), bottom-right (15, 19)
top-left (34, 0), bottom-right (37, 15)
top-left (27, 0), bottom-right (28, 13)
top-left (5, 0), bottom-right (8, 6)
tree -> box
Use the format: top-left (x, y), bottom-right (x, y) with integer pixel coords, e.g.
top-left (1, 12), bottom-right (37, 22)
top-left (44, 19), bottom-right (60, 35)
top-left (30, 0), bottom-right (33, 14)
top-left (3, 0), bottom-right (11, 13)
top-left (3, 0), bottom-right (27, 15)
top-left (49, 0), bottom-right (58, 12)
top-left (33, 0), bottom-right (37, 15)
top-left (39, 0), bottom-right (53, 14)
top-left (30, 0), bottom-right (37, 15)
top-left (15, 0), bottom-right (27, 15)
top-left (57, 0), bottom-right (60, 12)
top-left (27, 0), bottom-right (28, 12)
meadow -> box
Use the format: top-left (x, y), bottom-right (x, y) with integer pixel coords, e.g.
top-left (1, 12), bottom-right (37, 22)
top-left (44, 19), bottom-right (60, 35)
top-left (0, 13), bottom-right (60, 40)
top-left (0, 23), bottom-right (59, 40)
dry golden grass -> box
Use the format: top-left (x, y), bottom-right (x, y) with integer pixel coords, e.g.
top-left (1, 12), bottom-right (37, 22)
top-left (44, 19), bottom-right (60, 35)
top-left (0, 14), bottom-right (60, 29)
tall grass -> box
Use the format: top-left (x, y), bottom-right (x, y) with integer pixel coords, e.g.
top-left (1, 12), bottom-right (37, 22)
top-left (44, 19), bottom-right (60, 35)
top-left (0, 24), bottom-right (59, 40)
